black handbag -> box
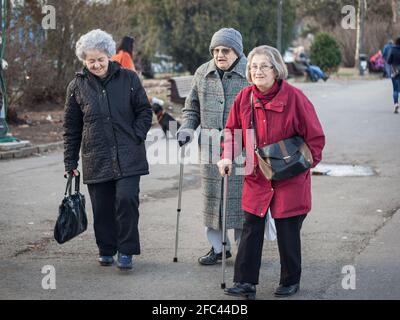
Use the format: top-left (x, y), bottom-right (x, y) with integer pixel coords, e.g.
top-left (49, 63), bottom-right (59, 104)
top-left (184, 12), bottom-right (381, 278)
top-left (54, 173), bottom-right (87, 244)
top-left (251, 94), bottom-right (313, 181)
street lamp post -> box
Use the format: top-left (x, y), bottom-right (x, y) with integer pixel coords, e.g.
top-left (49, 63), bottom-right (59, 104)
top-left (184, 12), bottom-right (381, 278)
top-left (277, 0), bottom-right (283, 53)
top-left (357, 0), bottom-right (368, 76)
top-left (0, 0), bottom-right (15, 142)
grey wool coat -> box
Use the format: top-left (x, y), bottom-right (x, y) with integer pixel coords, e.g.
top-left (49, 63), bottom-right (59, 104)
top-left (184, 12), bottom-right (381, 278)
top-left (179, 57), bottom-right (249, 230)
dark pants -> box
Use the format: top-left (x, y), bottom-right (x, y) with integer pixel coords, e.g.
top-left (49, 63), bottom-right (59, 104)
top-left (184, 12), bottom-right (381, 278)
top-left (391, 75), bottom-right (400, 104)
top-left (87, 175), bottom-right (141, 256)
top-left (234, 212), bottom-right (306, 286)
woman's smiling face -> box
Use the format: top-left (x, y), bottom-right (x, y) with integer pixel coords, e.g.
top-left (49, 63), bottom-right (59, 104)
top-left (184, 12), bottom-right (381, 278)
top-left (250, 54), bottom-right (276, 93)
top-left (85, 50), bottom-right (109, 78)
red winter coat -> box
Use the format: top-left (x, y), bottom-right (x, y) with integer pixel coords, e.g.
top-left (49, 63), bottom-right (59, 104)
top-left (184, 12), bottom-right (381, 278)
top-left (222, 81), bottom-right (325, 219)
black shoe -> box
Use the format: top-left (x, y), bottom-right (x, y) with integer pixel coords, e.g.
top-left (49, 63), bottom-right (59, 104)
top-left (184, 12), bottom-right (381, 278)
top-left (98, 256), bottom-right (114, 266)
top-left (225, 282), bottom-right (256, 300)
top-left (198, 248), bottom-right (232, 265)
top-left (117, 253), bottom-right (133, 270)
top-left (274, 283), bottom-right (300, 297)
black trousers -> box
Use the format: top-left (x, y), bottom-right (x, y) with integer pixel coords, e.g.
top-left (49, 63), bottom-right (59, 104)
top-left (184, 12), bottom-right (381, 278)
top-left (87, 175), bottom-right (141, 256)
top-left (234, 211), bottom-right (306, 286)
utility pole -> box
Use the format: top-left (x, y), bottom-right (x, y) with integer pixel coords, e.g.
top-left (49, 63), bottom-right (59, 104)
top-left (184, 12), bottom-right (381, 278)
top-left (355, 0), bottom-right (367, 75)
top-left (392, 0), bottom-right (397, 24)
top-left (277, 0), bottom-right (283, 53)
top-left (359, 0), bottom-right (366, 56)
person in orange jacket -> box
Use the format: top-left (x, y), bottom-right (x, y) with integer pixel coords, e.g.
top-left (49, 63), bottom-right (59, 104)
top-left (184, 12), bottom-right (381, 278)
top-left (112, 36), bottom-right (137, 72)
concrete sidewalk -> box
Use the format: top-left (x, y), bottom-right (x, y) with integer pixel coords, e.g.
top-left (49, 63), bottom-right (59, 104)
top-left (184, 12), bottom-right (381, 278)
top-left (324, 209), bottom-right (400, 299)
top-left (0, 141), bottom-right (63, 160)
top-left (1, 79), bottom-right (399, 300)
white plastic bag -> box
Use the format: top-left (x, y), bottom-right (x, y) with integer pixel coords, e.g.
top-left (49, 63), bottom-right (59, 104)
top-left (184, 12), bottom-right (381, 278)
top-left (264, 208), bottom-right (277, 241)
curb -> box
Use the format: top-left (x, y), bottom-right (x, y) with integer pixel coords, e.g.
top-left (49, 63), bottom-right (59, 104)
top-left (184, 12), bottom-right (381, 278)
top-left (0, 141), bottom-right (63, 160)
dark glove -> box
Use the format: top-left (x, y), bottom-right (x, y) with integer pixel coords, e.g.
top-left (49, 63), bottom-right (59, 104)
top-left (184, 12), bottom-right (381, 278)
top-left (176, 130), bottom-right (193, 147)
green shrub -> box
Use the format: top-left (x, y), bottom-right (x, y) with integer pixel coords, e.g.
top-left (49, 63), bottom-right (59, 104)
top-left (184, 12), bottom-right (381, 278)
top-left (310, 33), bottom-right (342, 74)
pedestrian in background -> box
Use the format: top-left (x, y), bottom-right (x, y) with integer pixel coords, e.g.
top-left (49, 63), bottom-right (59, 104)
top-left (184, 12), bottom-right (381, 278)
top-left (63, 29), bottom-right (152, 270)
top-left (112, 35), bottom-right (137, 72)
top-left (177, 28), bottom-right (248, 265)
top-left (387, 37), bottom-right (400, 114)
top-left (219, 45), bottom-right (325, 299)
top-left (294, 46), bottom-right (328, 82)
top-left (382, 39), bottom-right (394, 79)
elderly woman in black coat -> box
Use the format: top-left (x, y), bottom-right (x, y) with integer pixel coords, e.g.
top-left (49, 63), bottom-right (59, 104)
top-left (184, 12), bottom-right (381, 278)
top-left (63, 29), bottom-right (152, 270)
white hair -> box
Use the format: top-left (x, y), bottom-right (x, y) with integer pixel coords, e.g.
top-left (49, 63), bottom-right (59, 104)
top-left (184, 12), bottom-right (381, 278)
top-left (246, 45), bottom-right (288, 82)
top-left (75, 29), bottom-right (116, 63)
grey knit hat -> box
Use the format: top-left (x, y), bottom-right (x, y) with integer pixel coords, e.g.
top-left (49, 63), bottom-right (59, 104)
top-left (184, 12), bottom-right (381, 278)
top-left (209, 28), bottom-right (243, 57)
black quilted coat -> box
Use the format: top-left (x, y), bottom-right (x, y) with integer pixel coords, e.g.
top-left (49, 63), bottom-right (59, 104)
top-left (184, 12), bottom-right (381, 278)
top-left (63, 61), bottom-right (153, 184)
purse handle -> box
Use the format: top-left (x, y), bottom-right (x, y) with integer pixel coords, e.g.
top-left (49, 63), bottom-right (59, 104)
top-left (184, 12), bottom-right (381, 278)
top-left (64, 173), bottom-right (80, 197)
top-left (250, 93), bottom-right (259, 151)
top-left (251, 93), bottom-right (291, 163)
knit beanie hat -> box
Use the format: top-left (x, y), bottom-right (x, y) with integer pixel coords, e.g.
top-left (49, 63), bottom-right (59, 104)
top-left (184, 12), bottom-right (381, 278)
top-left (209, 28), bottom-right (244, 57)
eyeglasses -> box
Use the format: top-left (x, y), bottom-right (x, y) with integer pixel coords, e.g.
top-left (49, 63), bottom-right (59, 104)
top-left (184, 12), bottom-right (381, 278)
top-left (213, 48), bottom-right (232, 56)
top-left (250, 64), bottom-right (274, 73)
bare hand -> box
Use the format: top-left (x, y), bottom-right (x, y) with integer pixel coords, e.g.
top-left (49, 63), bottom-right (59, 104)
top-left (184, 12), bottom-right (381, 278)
top-left (217, 159), bottom-right (232, 177)
top-left (64, 169), bottom-right (80, 178)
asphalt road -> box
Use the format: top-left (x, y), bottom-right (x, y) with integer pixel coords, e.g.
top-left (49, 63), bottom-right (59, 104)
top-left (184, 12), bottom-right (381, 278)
top-left (0, 78), bottom-right (399, 300)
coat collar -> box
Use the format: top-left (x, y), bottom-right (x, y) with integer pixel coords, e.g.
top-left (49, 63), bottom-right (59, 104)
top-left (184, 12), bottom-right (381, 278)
top-left (204, 56), bottom-right (247, 79)
top-left (252, 80), bottom-right (289, 113)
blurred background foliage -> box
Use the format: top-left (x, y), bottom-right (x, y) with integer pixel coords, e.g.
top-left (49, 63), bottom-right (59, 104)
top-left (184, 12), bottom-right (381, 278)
top-left (3, 0), bottom-right (400, 111)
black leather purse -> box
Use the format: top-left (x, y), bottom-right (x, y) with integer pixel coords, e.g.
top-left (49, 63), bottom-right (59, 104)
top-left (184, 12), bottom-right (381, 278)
top-left (54, 173), bottom-right (87, 244)
top-left (251, 94), bottom-right (313, 181)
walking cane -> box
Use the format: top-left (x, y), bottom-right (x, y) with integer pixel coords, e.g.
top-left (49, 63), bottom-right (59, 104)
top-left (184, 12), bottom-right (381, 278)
top-left (173, 145), bottom-right (185, 262)
top-left (221, 167), bottom-right (229, 289)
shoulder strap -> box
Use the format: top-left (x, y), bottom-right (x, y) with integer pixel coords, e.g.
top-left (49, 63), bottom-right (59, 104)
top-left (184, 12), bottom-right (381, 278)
top-left (250, 93), bottom-right (258, 150)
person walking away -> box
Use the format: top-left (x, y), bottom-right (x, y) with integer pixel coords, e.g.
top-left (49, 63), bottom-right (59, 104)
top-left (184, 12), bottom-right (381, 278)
top-left (387, 37), bottom-right (400, 114)
top-left (383, 39), bottom-right (394, 79)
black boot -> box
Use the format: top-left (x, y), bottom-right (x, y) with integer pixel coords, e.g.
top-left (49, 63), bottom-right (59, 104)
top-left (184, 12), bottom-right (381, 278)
top-left (274, 283), bottom-right (300, 297)
top-left (198, 247), bottom-right (232, 265)
top-left (225, 282), bottom-right (256, 300)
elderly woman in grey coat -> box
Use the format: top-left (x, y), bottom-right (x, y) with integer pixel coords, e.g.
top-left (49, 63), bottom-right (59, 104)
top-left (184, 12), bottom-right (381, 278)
top-left (177, 28), bottom-right (248, 265)
top-left (63, 29), bottom-right (152, 270)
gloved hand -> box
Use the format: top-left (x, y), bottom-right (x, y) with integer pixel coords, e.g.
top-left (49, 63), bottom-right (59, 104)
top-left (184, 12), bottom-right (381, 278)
top-left (176, 130), bottom-right (193, 147)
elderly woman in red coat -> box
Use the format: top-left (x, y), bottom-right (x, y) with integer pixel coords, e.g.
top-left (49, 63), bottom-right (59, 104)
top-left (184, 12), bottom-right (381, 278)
top-left (218, 45), bottom-right (325, 299)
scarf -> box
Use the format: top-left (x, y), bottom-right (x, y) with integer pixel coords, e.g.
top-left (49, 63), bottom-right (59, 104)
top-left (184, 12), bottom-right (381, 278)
top-left (216, 57), bottom-right (240, 80)
top-left (251, 80), bottom-right (281, 107)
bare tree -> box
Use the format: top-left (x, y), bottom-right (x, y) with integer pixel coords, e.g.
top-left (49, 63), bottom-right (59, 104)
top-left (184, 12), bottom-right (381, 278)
top-left (6, 0), bottom-right (150, 111)
top-left (392, 0), bottom-right (397, 23)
